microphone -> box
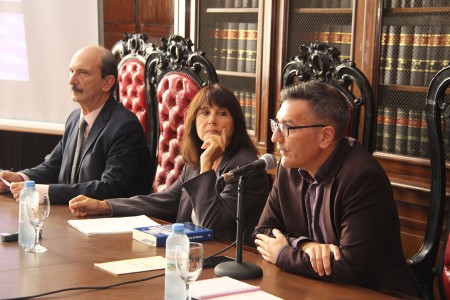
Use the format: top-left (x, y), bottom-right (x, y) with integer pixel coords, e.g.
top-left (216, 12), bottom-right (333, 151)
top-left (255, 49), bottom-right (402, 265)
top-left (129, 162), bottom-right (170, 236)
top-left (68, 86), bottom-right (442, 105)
top-left (219, 153), bottom-right (277, 182)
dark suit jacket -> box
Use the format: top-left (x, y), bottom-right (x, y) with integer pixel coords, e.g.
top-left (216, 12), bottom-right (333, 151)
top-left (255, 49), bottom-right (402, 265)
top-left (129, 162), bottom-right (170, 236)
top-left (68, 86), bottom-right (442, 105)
top-left (108, 147), bottom-right (269, 246)
top-left (22, 97), bottom-right (152, 204)
top-left (254, 138), bottom-right (419, 298)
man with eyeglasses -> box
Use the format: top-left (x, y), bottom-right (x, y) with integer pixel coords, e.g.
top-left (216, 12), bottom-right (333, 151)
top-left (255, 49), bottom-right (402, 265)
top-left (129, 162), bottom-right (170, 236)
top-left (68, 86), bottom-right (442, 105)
top-left (253, 81), bottom-right (419, 298)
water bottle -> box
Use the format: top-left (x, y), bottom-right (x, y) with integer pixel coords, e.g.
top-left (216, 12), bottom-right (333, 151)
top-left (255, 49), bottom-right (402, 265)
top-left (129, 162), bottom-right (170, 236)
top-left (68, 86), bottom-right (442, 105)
top-left (18, 181), bottom-right (38, 249)
top-left (165, 223), bottom-right (189, 300)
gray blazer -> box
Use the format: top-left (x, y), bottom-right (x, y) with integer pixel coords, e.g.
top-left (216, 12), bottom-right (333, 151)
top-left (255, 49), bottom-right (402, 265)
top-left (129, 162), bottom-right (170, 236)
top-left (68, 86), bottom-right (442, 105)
top-left (22, 97), bottom-right (152, 204)
top-left (108, 147), bottom-right (269, 246)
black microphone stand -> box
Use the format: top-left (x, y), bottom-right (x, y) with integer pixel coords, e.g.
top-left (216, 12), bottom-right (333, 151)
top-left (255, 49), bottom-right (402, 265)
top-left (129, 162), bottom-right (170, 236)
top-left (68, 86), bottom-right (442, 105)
top-left (214, 176), bottom-right (263, 280)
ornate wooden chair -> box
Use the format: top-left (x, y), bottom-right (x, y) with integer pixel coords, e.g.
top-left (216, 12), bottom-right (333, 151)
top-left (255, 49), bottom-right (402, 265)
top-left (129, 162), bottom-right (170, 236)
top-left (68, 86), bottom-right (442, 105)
top-left (111, 33), bottom-right (155, 140)
top-left (415, 64), bottom-right (450, 300)
top-left (145, 35), bottom-right (218, 192)
top-left (281, 42), bottom-right (375, 153)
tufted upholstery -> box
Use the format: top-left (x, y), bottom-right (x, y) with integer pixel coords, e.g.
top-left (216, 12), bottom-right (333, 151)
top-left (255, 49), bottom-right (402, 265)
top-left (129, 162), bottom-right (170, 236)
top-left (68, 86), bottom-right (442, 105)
top-left (146, 35), bottom-right (218, 192)
top-left (443, 235), bottom-right (450, 298)
top-left (112, 33), bottom-right (154, 142)
top-left (153, 73), bottom-right (202, 192)
top-left (117, 59), bottom-right (148, 137)
top-left (282, 42), bottom-right (375, 153)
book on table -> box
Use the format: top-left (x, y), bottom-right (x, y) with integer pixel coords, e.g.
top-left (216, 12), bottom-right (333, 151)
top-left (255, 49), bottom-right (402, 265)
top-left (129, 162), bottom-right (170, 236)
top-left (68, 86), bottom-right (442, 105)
top-left (133, 222), bottom-right (213, 247)
top-left (190, 276), bottom-right (283, 300)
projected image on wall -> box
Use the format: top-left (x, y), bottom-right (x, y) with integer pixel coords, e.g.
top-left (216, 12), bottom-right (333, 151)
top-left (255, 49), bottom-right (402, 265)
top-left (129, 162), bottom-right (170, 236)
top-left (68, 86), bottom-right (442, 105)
top-left (0, 0), bottom-right (99, 125)
top-left (0, 0), bottom-right (29, 81)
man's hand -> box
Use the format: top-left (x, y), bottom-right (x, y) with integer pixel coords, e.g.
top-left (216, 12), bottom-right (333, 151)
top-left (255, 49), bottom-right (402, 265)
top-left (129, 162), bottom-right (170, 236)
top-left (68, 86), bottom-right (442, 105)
top-left (10, 182), bottom-right (25, 201)
top-left (200, 128), bottom-right (227, 173)
top-left (69, 195), bottom-right (112, 217)
top-left (0, 171), bottom-right (23, 194)
top-left (301, 241), bottom-right (341, 276)
top-left (254, 229), bottom-right (288, 264)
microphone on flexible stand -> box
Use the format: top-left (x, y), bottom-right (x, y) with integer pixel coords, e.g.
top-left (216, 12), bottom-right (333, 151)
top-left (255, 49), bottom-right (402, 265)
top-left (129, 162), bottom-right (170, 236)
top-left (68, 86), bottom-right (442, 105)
top-left (214, 153), bottom-right (277, 280)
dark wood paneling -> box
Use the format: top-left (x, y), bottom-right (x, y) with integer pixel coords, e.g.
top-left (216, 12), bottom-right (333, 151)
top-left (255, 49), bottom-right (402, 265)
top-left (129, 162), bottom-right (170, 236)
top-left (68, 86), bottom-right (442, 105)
top-left (103, 0), bottom-right (174, 50)
top-left (0, 131), bottom-right (60, 171)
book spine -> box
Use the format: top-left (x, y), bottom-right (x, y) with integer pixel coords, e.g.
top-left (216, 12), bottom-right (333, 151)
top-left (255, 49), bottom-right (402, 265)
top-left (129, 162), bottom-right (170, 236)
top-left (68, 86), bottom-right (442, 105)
top-left (376, 106), bottom-right (384, 151)
top-left (234, 0), bottom-right (242, 7)
top-left (340, 24), bottom-right (352, 61)
top-left (396, 26), bottom-right (414, 86)
top-left (443, 32), bottom-right (450, 70)
top-left (382, 106), bottom-right (396, 153)
top-left (245, 91), bottom-right (253, 129)
top-left (419, 110), bottom-right (429, 158)
top-left (212, 23), bottom-right (221, 68)
top-left (226, 22), bottom-right (239, 72)
top-left (401, 0), bottom-right (411, 7)
top-left (380, 25), bottom-right (389, 84)
top-left (384, 25), bottom-right (400, 85)
top-left (407, 109), bottom-right (421, 157)
top-left (318, 23), bottom-right (331, 44)
top-left (394, 108), bottom-right (408, 154)
top-left (340, 0), bottom-right (352, 8)
top-left (245, 23), bottom-right (258, 73)
top-left (391, 0), bottom-right (401, 7)
top-left (424, 26), bottom-right (445, 86)
top-left (237, 23), bottom-right (248, 73)
top-left (239, 91), bottom-right (247, 126)
top-left (410, 25), bottom-right (429, 87)
top-left (410, 0), bottom-right (422, 7)
top-left (329, 24), bottom-right (342, 50)
top-left (251, 92), bottom-right (256, 131)
top-left (224, 0), bottom-right (234, 8)
top-left (251, 0), bottom-right (258, 8)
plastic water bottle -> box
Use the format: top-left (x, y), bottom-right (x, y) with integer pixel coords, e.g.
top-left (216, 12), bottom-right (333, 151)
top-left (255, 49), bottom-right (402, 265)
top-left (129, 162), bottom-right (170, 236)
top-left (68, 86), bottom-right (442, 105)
top-left (165, 223), bottom-right (189, 300)
top-left (18, 181), bottom-right (38, 249)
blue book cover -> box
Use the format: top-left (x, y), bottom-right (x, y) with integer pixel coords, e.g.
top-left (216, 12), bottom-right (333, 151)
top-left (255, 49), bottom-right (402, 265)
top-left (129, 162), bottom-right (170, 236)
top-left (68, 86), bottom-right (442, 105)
top-left (132, 222), bottom-right (213, 247)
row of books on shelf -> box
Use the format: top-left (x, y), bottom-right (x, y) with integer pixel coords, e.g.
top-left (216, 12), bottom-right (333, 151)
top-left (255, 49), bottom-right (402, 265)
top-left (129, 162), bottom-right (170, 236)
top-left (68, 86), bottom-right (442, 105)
top-left (299, 24), bottom-right (352, 61)
top-left (209, 22), bottom-right (258, 73)
top-left (376, 106), bottom-right (449, 158)
top-left (297, 0), bottom-right (353, 8)
top-left (388, 0), bottom-right (449, 8)
top-left (380, 24), bottom-right (450, 87)
top-left (220, 0), bottom-right (258, 8)
top-left (234, 90), bottom-right (256, 130)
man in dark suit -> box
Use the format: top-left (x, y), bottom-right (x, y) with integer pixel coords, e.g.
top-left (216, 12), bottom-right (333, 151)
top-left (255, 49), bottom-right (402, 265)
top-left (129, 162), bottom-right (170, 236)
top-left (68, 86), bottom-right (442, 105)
top-left (0, 45), bottom-right (151, 204)
top-left (253, 81), bottom-right (419, 298)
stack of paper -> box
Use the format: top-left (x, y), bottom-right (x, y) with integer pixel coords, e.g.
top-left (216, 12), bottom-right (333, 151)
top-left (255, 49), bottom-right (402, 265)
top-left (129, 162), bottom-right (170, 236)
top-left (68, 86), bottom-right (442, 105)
top-left (94, 256), bottom-right (166, 276)
top-left (190, 276), bottom-right (283, 299)
top-left (68, 215), bottom-right (159, 236)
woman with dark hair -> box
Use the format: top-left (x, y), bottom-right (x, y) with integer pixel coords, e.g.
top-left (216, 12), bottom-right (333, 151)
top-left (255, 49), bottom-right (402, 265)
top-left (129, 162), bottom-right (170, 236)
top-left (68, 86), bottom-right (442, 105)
top-left (69, 84), bottom-right (269, 245)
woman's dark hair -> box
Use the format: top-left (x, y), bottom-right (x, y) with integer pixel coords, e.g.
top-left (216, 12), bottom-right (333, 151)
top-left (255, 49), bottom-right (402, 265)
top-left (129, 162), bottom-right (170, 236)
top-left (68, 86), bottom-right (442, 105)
top-left (180, 84), bottom-right (258, 169)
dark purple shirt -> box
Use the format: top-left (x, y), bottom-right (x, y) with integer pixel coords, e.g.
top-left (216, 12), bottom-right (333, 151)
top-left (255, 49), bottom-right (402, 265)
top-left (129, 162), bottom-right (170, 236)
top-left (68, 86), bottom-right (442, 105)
top-left (288, 146), bottom-right (338, 249)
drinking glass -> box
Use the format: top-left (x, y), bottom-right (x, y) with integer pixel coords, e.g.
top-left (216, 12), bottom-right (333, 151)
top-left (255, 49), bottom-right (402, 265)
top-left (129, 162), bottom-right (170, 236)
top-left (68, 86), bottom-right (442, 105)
top-left (175, 242), bottom-right (204, 300)
top-left (25, 195), bottom-right (50, 253)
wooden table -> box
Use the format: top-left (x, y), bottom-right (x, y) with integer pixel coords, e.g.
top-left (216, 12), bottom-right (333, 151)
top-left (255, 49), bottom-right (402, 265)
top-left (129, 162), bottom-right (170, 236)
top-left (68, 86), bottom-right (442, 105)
top-left (0, 194), bottom-right (397, 299)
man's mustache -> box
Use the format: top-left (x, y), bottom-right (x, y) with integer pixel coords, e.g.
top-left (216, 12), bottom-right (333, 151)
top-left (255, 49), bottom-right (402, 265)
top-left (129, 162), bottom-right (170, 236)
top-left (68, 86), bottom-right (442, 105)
top-left (71, 86), bottom-right (83, 93)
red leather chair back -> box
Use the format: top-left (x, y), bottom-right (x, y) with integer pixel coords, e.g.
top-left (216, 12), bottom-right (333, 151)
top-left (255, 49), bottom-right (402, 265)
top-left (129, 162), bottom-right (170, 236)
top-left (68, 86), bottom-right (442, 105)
top-left (117, 59), bottom-right (148, 136)
top-left (146, 35), bottom-right (218, 192)
top-left (443, 234), bottom-right (450, 298)
top-left (153, 72), bottom-right (202, 192)
top-left (112, 33), bottom-right (154, 141)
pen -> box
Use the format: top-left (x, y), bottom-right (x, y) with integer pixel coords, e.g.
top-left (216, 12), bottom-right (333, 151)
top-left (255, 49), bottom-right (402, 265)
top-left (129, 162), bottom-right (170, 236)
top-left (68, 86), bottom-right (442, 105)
top-left (0, 177), bottom-right (11, 187)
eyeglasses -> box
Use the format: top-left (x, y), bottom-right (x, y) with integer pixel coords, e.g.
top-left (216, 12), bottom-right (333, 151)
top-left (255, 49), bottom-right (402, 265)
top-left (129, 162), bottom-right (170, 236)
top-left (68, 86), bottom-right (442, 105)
top-left (270, 119), bottom-right (327, 137)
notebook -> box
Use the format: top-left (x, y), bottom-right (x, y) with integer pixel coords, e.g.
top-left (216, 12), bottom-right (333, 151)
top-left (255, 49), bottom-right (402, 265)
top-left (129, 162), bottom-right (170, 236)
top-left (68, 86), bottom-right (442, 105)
top-left (190, 276), bottom-right (283, 300)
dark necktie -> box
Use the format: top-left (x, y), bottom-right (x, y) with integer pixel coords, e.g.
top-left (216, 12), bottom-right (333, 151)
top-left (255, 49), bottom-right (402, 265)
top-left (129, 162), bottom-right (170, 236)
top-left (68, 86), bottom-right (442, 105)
top-left (71, 118), bottom-right (87, 184)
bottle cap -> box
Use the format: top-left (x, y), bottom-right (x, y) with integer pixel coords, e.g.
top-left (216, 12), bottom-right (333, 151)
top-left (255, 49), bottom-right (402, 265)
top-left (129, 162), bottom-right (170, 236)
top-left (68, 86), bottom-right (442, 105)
top-left (24, 181), bottom-right (35, 188)
top-left (172, 223), bottom-right (185, 233)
